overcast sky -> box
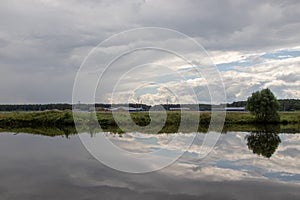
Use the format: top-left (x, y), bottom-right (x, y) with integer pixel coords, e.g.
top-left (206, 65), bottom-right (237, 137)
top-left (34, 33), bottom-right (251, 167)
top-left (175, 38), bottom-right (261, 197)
top-left (0, 0), bottom-right (300, 104)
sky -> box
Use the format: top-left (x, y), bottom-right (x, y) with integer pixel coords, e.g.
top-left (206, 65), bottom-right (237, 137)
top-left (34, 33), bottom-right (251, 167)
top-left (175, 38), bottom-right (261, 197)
top-left (0, 0), bottom-right (300, 104)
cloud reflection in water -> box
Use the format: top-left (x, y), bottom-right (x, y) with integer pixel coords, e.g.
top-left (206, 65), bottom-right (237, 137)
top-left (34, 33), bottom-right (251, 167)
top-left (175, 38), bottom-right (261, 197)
top-left (106, 131), bottom-right (300, 184)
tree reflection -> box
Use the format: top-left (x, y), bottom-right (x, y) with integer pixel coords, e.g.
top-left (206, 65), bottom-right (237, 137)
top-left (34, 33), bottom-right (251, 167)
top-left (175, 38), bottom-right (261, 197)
top-left (246, 125), bottom-right (281, 158)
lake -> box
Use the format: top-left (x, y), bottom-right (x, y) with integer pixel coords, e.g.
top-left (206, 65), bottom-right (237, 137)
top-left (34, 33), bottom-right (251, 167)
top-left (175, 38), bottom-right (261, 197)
top-left (0, 130), bottom-right (300, 199)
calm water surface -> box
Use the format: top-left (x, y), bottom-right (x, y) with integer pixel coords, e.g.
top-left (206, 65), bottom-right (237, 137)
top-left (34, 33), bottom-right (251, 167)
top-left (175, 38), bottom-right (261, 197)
top-left (0, 131), bottom-right (300, 200)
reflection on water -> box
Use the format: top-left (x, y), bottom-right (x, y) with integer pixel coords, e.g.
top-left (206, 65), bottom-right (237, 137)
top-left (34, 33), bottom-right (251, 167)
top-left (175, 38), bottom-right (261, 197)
top-left (246, 132), bottom-right (281, 158)
top-left (246, 125), bottom-right (281, 158)
top-left (0, 130), bottom-right (300, 199)
top-left (0, 126), bottom-right (77, 138)
top-left (1, 123), bottom-right (300, 137)
top-left (104, 131), bottom-right (300, 184)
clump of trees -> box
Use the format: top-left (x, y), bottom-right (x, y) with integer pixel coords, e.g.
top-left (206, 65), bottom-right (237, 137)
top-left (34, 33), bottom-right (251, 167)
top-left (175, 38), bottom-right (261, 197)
top-left (227, 99), bottom-right (300, 111)
top-left (279, 99), bottom-right (300, 111)
top-left (246, 88), bottom-right (280, 123)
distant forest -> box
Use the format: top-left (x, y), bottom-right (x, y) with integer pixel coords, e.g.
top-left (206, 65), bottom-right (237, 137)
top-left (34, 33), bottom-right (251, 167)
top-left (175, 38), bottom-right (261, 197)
top-left (0, 99), bottom-right (299, 111)
top-left (227, 99), bottom-right (300, 111)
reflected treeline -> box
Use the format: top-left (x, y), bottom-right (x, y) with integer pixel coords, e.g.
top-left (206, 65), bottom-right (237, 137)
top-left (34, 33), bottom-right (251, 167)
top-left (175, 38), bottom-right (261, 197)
top-left (223, 124), bottom-right (300, 134)
top-left (0, 123), bottom-right (299, 139)
top-left (0, 126), bottom-right (78, 138)
top-left (245, 125), bottom-right (281, 158)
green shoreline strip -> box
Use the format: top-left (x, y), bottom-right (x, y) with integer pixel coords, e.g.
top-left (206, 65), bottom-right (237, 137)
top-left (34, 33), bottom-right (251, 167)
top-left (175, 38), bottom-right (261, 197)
top-left (0, 111), bottom-right (299, 136)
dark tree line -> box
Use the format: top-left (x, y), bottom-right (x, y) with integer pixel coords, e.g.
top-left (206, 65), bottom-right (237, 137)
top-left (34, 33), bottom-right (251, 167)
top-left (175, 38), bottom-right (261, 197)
top-left (0, 103), bottom-right (211, 111)
top-left (0, 104), bottom-right (72, 111)
top-left (227, 99), bottom-right (300, 111)
top-left (279, 99), bottom-right (300, 111)
top-left (0, 99), bottom-right (299, 112)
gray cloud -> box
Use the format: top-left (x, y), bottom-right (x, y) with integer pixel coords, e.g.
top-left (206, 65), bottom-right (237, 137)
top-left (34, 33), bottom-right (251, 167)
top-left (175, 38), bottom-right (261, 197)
top-left (0, 0), bottom-right (299, 103)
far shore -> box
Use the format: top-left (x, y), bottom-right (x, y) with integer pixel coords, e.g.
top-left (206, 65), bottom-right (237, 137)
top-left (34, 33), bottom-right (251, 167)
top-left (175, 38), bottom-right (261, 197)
top-left (0, 111), bottom-right (299, 135)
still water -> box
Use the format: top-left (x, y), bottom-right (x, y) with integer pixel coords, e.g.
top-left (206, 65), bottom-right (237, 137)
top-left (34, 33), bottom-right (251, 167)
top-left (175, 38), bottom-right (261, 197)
top-left (0, 131), bottom-right (300, 199)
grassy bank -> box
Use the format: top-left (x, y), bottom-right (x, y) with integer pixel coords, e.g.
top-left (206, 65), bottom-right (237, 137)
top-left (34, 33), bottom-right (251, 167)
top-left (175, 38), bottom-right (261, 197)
top-left (0, 111), bottom-right (299, 134)
top-left (1, 123), bottom-right (299, 137)
top-left (0, 111), bottom-right (74, 127)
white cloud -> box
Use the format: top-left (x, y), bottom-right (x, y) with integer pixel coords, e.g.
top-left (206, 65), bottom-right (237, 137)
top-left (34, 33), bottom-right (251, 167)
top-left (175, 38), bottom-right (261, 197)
top-left (219, 52), bottom-right (300, 102)
top-left (100, 132), bottom-right (300, 184)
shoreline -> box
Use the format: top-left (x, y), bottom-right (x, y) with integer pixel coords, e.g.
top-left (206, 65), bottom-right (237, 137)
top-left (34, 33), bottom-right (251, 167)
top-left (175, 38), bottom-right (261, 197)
top-left (0, 111), bottom-right (299, 135)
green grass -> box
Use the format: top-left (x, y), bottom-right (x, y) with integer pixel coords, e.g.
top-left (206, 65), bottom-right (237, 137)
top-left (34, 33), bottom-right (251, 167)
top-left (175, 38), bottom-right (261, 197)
top-left (0, 111), bottom-right (74, 127)
top-left (0, 110), bottom-right (299, 134)
top-left (279, 111), bottom-right (300, 124)
top-left (224, 112), bottom-right (255, 124)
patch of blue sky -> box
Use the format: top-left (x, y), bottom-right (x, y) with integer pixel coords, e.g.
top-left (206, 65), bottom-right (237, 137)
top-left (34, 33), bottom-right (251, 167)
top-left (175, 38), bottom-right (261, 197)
top-left (214, 49), bottom-right (300, 71)
top-left (215, 160), bottom-right (260, 172)
top-left (183, 150), bottom-right (200, 158)
top-left (178, 65), bottom-right (221, 72)
top-left (264, 172), bottom-right (300, 182)
top-left (177, 66), bottom-right (211, 79)
top-left (152, 74), bottom-right (183, 84)
top-left (216, 60), bottom-right (257, 71)
top-left (261, 49), bottom-right (300, 60)
top-left (135, 137), bottom-right (158, 145)
top-left (177, 66), bottom-right (194, 72)
top-left (154, 148), bottom-right (183, 157)
top-left (134, 86), bottom-right (158, 98)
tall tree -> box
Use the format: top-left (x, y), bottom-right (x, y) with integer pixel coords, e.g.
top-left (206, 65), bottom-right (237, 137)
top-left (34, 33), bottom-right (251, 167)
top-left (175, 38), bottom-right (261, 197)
top-left (246, 88), bottom-right (280, 123)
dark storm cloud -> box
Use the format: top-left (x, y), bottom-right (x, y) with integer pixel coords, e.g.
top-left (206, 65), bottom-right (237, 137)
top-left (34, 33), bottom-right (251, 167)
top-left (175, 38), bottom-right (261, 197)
top-left (135, 0), bottom-right (300, 50)
top-left (0, 0), bottom-right (299, 103)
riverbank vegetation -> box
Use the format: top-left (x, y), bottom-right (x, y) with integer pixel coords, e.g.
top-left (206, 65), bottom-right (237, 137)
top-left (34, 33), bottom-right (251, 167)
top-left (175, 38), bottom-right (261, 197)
top-left (0, 111), bottom-right (299, 134)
